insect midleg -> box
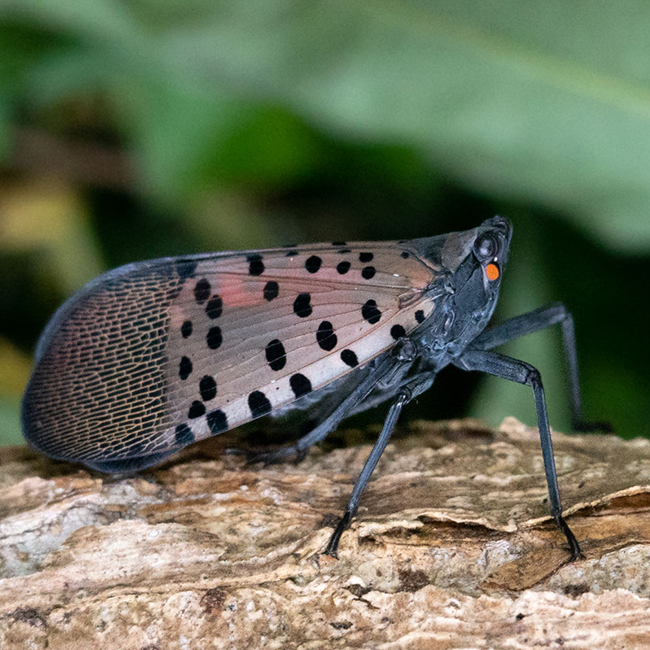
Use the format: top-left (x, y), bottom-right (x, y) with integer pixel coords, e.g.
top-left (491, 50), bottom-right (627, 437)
top-left (324, 387), bottom-right (411, 558)
top-left (468, 302), bottom-right (609, 432)
top-left (453, 348), bottom-right (581, 560)
top-left (247, 350), bottom-right (415, 466)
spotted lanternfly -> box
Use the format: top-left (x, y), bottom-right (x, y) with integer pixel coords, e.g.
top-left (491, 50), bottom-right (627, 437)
top-left (22, 216), bottom-right (607, 558)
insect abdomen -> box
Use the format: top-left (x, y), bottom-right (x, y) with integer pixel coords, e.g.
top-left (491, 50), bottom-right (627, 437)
top-left (22, 264), bottom-right (183, 470)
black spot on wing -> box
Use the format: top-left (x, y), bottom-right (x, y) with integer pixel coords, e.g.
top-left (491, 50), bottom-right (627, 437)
top-left (290, 373), bottom-right (312, 398)
top-left (249, 391), bottom-right (272, 418)
top-left (181, 320), bottom-right (193, 338)
top-left (316, 321), bottom-right (337, 351)
top-left (336, 261), bottom-right (351, 275)
top-left (362, 300), bottom-right (381, 325)
top-left (247, 254), bottom-right (265, 276)
top-left (293, 293), bottom-right (312, 318)
top-left (207, 326), bottom-right (222, 350)
top-left (179, 356), bottom-right (193, 380)
top-left (305, 255), bottom-right (322, 273)
top-left (206, 294), bottom-right (223, 319)
top-left (207, 409), bottom-right (228, 434)
top-left (175, 423), bottom-right (195, 446)
top-left (199, 375), bottom-right (217, 401)
top-left (390, 324), bottom-right (406, 340)
top-left (188, 401), bottom-right (206, 419)
top-left (264, 281), bottom-right (279, 301)
top-left (341, 349), bottom-right (358, 367)
top-left (265, 339), bottom-right (287, 371)
top-left (194, 279), bottom-right (211, 303)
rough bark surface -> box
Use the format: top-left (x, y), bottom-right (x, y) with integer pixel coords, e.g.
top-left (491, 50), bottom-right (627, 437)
top-left (2, 417), bottom-right (650, 649)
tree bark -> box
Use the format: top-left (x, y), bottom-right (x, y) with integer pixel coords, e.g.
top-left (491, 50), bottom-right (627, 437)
top-left (2, 417), bottom-right (650, 649)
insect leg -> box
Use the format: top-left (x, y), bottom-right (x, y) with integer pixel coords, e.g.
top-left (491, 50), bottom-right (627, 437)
top-left (324, 386), bottom-right (411, 558)
top-left (248, 343), bottom-right (416, 466)
top-left (470, 302), bottom-right (610, 432)
top-left (453, 348), bottom-right (581, 559)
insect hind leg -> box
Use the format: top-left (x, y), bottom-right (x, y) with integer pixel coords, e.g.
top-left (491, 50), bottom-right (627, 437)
top-left (325, 386), bottom-right (411, 557)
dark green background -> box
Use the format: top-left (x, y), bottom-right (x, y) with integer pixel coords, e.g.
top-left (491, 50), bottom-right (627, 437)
top-left (1, 1), bottom-right (649, 447)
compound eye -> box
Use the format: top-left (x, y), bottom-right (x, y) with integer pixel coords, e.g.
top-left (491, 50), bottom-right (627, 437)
top-left (474, 233), bottom-right (498, 261)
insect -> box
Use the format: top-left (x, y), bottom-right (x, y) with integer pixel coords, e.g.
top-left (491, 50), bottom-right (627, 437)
top-left (22, 216), bottom-right (606, 558)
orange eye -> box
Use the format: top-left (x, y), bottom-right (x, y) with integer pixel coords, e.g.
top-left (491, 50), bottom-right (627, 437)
top-left (486, 262), bottom-right (500, 281)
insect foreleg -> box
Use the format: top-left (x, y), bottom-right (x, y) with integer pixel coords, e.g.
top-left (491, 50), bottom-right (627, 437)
top-left (324, 386), bottom-right (411, 558)
top-left (453, 349), bottom-right (581, 560)
top-left (469, 302), bottom-right (609, 432)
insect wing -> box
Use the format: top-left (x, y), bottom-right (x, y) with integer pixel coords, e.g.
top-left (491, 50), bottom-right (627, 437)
top-left (23, 242), bottom-right (440, 469)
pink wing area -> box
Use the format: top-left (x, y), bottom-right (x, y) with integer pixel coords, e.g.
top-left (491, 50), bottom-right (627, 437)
top-left (22, 241), bottom-right (440, 467)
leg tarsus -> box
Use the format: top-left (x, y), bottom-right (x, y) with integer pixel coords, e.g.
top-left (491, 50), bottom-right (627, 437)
top-left (324, 511), bottom-right (352, 558)
top-left (555, 514), bottom-right (582, 560)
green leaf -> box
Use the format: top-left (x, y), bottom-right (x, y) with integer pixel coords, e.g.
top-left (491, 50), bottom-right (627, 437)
top-left (5, 0), bottom-right (650, 249)
top-left (149, 0), bottom-right (650, 251)
top-left (0, 0), bottom-right (142, 48)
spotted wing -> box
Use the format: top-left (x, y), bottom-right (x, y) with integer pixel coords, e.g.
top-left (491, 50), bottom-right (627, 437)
top-left (22, 241), bottom-right (441, 470)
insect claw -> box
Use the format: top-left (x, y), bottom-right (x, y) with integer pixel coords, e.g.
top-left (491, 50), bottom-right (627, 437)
top-left (323, 546), bottom-right (339, 560)
top-left (324, 511), bottom-right (352, 558)
top-left (555, 514), bottom-right (582, 561)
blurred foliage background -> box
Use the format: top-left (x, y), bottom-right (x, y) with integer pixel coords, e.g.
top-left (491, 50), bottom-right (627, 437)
top-left (1, 0), bottom-right (649, 449)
